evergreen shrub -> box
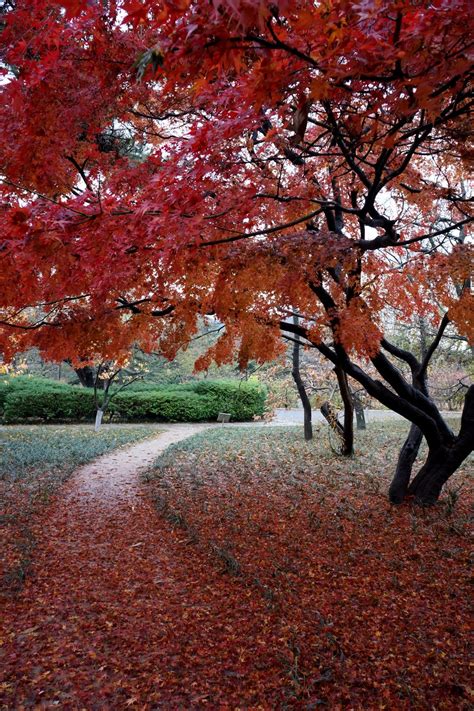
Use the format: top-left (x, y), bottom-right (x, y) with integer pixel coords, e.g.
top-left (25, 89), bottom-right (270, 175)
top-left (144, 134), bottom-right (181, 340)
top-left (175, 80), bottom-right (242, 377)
top-left (2, 378), bottom-right (266, 423)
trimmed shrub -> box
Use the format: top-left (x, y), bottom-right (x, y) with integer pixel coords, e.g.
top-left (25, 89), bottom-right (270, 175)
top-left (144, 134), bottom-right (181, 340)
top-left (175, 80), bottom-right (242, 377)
top-left (0, 380), bottom-right (10, 413)
top-left (0, 376), bottom-right (70, 417)
top-left (3, 387), bottom-right (95, 424)
top-left (2, 375), bottom-right (69, 391)
top-left (1, 377), bottom-right (266, 423)
top-left (113, 380), bottom-right (192, 393)
top-left (191, 380), bottom-right (266, 421)
top-left (111, 391), bottom-right (214, 422)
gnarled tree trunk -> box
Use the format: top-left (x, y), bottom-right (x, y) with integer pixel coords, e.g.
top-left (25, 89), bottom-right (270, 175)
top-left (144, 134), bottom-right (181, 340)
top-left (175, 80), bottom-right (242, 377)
top-left (281, 312), bottom-right (472, 506)
top-left (408, 442), bottom-right (469, 504)
top-left (405, 386), bottom-right (474, 503)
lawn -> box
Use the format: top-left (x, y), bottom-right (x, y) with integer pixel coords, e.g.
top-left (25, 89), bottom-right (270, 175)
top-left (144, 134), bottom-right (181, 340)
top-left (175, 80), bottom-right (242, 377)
top-left (145, 422), bottom-right (472, 709)
top-left (0, 424), bottom-right (160, 594)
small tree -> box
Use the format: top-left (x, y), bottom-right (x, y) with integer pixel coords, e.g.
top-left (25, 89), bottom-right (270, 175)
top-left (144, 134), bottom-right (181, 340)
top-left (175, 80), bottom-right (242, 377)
top-left (93, 362), bottom-right (142, 431)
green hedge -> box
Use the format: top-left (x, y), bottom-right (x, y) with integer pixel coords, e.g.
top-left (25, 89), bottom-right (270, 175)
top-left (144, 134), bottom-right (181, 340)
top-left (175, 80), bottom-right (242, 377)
top-left (3, 387), bottom-right (95, 423)
top-left (111, 391), bottom-right (214, 422)
top-left (0, 375), bottom-right (70, 417)
top-left (1, 378), bottom-right (266, 423)
top-left (191, 380), bottom-right (266, 421)
top-left (0, 380), bottom-right (10, 412)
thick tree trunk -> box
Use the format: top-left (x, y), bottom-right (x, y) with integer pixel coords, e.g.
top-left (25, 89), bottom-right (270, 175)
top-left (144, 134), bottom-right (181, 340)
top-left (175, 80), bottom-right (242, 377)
top-left (407, 385), bottom-right (474, 504)
top-left (387, 340), bottom-right (430, 503)
top-left (292, 315), bottom-right (312, 440)
top-left (74, 365), bottom-right (107, 389)
top-left (280, 321), bottom-right (473, 503)
top-left (389, 424), bottom-right (423, 503)
top-left (74, 365), bottom-right (98, 388)
top-left (408, 444), bottom-right (468, 504)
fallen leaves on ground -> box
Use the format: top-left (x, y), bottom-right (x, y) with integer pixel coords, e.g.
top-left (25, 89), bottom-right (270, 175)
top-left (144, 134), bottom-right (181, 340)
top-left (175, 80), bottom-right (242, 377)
top-left (0, 423), bottom-right (471, 709)
top-left (0, 425), bottom-right (160, 595)
top-left (144, 424), bottom-right (472, 709)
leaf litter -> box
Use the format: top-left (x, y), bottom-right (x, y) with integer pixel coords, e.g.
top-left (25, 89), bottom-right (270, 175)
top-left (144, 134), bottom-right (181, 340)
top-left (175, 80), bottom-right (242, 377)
top-left (0, 423), bottom-right (472, 709)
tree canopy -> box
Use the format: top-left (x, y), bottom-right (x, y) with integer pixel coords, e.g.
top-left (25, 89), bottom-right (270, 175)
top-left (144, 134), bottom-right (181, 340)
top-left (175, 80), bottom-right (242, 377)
top-left (1, 0), bottom-right (473, 501)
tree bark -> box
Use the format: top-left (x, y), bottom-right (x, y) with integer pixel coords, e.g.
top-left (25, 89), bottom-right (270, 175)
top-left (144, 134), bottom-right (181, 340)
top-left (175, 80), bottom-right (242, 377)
top-left (389, 424), bottom-right (423, 503)
top-left (74, 365), bottom-right (99, 388)
top-left (291, 315), bottom-right (312, 440)
top-left (407, 385), bottom-right (474, 503)
top-left (408, 444), bottom-right (467, 504)
top-left (334, 366), bottom-right (354, 455)
top-left (352, 390), bottom-right (366, 430)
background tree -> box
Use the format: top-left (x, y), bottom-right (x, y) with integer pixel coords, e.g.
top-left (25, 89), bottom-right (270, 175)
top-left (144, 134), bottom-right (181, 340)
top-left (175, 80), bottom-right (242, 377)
top-left (290, 315), bottom-right (312, 440)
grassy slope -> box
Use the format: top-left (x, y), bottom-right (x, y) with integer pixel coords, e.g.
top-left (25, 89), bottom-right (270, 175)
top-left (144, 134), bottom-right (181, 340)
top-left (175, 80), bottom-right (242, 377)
top-left (145, 421), bottom-right (472, 708)
top-left (1, 424), bottom-right (161, 593)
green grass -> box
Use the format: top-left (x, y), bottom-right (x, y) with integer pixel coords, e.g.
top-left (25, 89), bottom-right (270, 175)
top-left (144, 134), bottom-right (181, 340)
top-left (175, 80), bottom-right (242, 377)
top-left (149, 418), bottom-right (466, 485)
top-left (0, 424), bottom-right (160, 480)
top-left (0, 424), bottom-right (161, 594)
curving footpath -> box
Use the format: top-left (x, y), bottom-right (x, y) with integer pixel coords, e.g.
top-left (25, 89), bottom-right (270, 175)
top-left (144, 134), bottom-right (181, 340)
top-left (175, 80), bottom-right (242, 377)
top-left (0, 424), bottom-right (218, 708)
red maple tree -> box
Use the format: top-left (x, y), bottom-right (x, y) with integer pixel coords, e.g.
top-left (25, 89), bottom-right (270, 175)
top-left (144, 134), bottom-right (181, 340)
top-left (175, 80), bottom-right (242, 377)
top-left (0, 0), bottom-right (472, 502)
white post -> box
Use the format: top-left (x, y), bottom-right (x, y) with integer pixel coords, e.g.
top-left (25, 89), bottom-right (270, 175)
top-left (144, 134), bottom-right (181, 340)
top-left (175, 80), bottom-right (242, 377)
top-left (94, 408), bottom-right (104, 432)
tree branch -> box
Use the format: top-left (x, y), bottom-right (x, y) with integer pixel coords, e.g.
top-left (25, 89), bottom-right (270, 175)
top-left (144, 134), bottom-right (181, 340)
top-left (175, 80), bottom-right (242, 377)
top-left (419, 313), bottom-right (450, 377)
top-left (200, 209), bottom-right (323, 246)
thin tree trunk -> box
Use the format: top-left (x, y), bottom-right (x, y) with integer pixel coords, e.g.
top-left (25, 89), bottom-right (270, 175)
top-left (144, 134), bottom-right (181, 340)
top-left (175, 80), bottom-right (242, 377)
top-left (291, 315), bottom-right (312, 440)
top-left (320, 401), bottom-right (344, 443)
top-left (352, 390), bottom-right (366, 430)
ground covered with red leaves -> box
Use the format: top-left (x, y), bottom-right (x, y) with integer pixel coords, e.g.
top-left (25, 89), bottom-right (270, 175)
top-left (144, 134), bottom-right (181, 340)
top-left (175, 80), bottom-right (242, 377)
top-left (0, 425), bottom-right (159, 596)
top-left (1, 423), bottom-right (472, 709)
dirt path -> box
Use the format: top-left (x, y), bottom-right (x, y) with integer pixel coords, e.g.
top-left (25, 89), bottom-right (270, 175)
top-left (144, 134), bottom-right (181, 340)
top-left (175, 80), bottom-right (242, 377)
top-left (59, 424), bottom-right (213, 504)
